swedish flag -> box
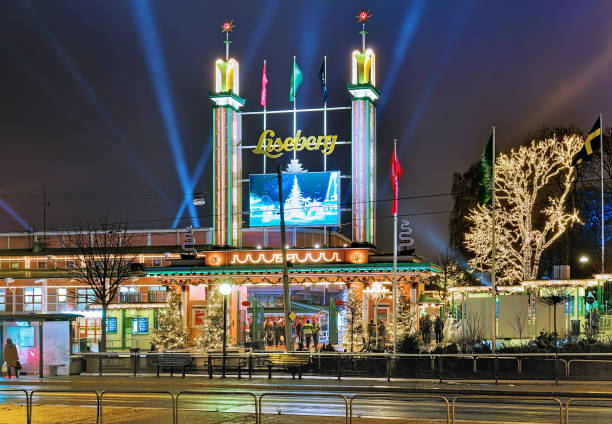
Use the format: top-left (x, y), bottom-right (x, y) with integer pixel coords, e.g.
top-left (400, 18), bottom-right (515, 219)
top-left (572, 116), bottom-right (602, 166)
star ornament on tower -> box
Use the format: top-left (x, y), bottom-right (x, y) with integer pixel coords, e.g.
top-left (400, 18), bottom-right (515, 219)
top-left (357, 9), bottom-right (372, 23)
top-left (221, 20), bottom-right (235, 34)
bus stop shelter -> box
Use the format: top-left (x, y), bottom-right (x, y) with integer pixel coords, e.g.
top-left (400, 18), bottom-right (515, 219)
top-left (0, 313), bottom-right (81, 378)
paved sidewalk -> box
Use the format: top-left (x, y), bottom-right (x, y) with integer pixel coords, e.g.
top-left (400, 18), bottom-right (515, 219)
top-left (1, 374), bottom-right (612, 398)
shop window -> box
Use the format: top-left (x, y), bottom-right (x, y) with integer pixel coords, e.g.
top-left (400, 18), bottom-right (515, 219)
top-left (0, 288), bottom-right (5, 312)
top-left (131, 317), bottom-right (149, 334)
top-left (24, 287), bottom-right (42, 311)
top-left (106, 317), bottom-right (118, 333)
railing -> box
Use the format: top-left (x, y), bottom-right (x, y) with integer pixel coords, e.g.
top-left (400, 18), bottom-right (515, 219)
top-left (71, 351), bottom-right (612, 383)
top-left (5, 388), bottom-right (612, 423)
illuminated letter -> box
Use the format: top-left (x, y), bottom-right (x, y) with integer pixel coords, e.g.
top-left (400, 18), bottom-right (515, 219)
top-left (253, 130), bottom-right (282, 158)
top-left (322, 135), bottom-right (337, 155)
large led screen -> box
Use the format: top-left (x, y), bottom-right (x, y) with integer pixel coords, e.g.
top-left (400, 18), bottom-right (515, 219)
top-left (250, 171), bottom-right (340, 227)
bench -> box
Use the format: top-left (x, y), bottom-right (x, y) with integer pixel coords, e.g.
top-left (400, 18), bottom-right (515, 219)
top-left (265, 354), bottom-right (311, 379)
top-left (48, 364), bottom-right (66, 376)
top-left (150, 354), bottom-right (193, 377)
top-left (207, 354), bottom-right (248, 378)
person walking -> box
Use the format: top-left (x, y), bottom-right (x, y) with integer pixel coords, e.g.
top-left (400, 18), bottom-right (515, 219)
top-left (312, 318), bottom-right (320, 349)
top-left (434, 315), bottom-right (444, 343)
top-left (3, 338), bottom-right (19, 379)
top-left (303, 318), bottom-right (313, 349)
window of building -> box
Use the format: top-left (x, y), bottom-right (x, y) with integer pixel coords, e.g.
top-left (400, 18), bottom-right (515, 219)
top-left (130, 317), bottom-right (149, 334)
top-left (119, 286), bottom-right (140, 303)
top-left (11, 262), bottom-right (18, 269)
top-left (48, 287), bottom-right (69, 312)
top-left (24, 287), bottom-right (43, 311)
top-left (148, 286), bottom-right (167, 302)
top-left (0, 288), bottom-right (5, 312)
top-left (38, 262), bottom-right (47, 269)
top-left (77, 288), bottom-right (95, 311)
top-left (152, 260), bottom-right (161, 266)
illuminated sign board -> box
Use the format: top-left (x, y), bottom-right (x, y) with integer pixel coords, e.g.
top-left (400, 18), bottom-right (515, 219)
top-left (252, 130), bottom-right (338, 158)
top-left (249, 171), bottom-right (340, 227)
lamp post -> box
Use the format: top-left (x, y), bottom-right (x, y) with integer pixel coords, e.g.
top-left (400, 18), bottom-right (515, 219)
top-left (219, 283), bottom-right (232, 378)
top-left (363, 282), bottom-right (390, 349)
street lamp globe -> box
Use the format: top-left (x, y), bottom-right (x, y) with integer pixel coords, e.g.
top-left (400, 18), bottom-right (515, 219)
top-left (219, 283), bottom-right (232, 296)
top-left (579, 256), bottom-right (589, 264)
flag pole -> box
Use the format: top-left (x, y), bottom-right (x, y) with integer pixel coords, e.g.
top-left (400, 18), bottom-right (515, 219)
top-left (600, 113), bottom-right (605, 274)
top-left (263, 59), bottom-right (268, 247)
top-left (323, 55), bottom-right (328, 247)
top-left (393, 139), bottom-right (399, 356)
top-left (491, 125), bottom-right (497, 353)
top-left (293, 55), bottom-right (297, 161)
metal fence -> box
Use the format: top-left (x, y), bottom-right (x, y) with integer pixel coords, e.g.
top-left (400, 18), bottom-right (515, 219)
top-left (3, 388), bottom-right (612, 423)
top-left (71, 351), bottom-right (612, 382)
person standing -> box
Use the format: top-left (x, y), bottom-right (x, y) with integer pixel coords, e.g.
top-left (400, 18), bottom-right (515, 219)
top-left (434, 315), bottom-right (444, 343)
top-left (378, 321), bottom-right (386, 349)
top-left (279, 319), bottom-right (286, 346)
top-left (273, 319), bottom-right (280, 347)
top-left (295, 318), bottom-right (303, 349)
top-left (303, 319), bottom-right (313, 349)
top-left (367, 319), bottom-right (376, 348)
top-left (3, 338), bottom-right (19, 379)
top-left (312, 318), bottom-right (320, 349)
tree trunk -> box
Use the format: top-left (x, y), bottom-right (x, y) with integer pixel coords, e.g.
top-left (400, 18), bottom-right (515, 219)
top-left (101, 304), bottom-right (107, 352)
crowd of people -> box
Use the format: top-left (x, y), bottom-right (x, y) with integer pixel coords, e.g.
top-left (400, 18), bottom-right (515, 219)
top-left (419, 313), bottom-right (445, 345)
top-left (247, 316), bottom-right (321, 350)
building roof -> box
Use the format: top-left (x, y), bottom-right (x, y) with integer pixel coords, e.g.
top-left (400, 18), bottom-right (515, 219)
top-left (145, 261), bottom-right (440, 277)
top-left (0, 313), bottom-right (82, 321)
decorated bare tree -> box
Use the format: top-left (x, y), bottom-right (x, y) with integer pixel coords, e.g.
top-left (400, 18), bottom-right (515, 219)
top-left (61, 217), bottom-right (138, 351)
top-left (464, 135), bottom-right (583, 285)
top-left (150, 290), bottom-right (190, 351)
top-left (428, 249), bottom-right (476, 299)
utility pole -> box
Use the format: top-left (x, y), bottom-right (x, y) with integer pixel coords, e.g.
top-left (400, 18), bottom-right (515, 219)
top-left (277, 165), bottom-right (293, 352)
top-left (42, 185), bottom-right (50, 251)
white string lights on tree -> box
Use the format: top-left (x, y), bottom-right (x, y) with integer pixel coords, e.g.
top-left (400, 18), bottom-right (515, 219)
top-left (464, 135), bottom-right (583, 285)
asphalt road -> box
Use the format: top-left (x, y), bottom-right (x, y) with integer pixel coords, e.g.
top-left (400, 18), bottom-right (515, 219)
top-left (0, 390), bottom-right (610, 423)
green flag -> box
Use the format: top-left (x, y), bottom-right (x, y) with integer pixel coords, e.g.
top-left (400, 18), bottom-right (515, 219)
top-left (289, 60), bottom-right (303, 101)
top-left (478, 133), bottom-right (493, 205)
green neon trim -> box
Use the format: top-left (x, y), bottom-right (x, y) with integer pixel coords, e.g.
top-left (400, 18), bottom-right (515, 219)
top-left (146, 262), bottom-right (441, 276)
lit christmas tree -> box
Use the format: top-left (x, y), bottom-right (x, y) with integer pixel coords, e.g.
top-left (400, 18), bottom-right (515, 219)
top-left (150, 290), bottom-right (190, 351)
top-left (195, 288), bottom-right (227, 351)
top-left (341, 287), bottom-right (364, 352)
top-left (285, 176), bottom-right (307, 220)
top-left (395, 287), bottom-right (416, 339)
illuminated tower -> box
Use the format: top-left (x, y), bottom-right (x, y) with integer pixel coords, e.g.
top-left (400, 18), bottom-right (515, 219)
top-left (211, 21), bottom-right (244, 247)
top-left (349, 10), bottom-right (379, 246)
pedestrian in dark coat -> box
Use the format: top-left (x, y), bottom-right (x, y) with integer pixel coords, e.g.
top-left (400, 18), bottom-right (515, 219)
top-left (3, 338), bottom-right (19, 378)
top-left (434, 316), bottom-right (444, 343)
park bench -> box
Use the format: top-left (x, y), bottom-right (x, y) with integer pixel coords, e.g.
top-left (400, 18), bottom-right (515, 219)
top-left (150, 353), bottom-right (193, 377)
top-left (265, 353), bottom-right (311, 379)
top-left (207, 354), bottom-right (248, 378)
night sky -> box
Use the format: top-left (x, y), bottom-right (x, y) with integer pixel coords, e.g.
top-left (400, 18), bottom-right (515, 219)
top-left (1, 0), bottom-right (612, 261)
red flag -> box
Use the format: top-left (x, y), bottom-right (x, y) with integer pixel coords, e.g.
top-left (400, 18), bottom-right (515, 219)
top-left (260, 61), bottom-right (268, 107)
top-left (391, 144), bottom-right (403, 215)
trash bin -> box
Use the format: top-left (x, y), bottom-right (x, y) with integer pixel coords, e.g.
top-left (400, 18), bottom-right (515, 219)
top-left (571, 319), bottom-right (581, 336)
top-left (130, 348), bottom-right (141, 375)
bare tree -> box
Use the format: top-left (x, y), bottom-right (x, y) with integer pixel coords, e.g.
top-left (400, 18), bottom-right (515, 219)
top-left (510, 311), bottom-right (528, 345)
top-left (459, 312), bottom-right (486, 353)
top-left (61, 217), bottom-right (139, 351)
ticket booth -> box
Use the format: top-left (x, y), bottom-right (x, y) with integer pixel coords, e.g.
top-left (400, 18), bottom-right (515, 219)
top-left (0, 313), bottom-right (81, 377)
